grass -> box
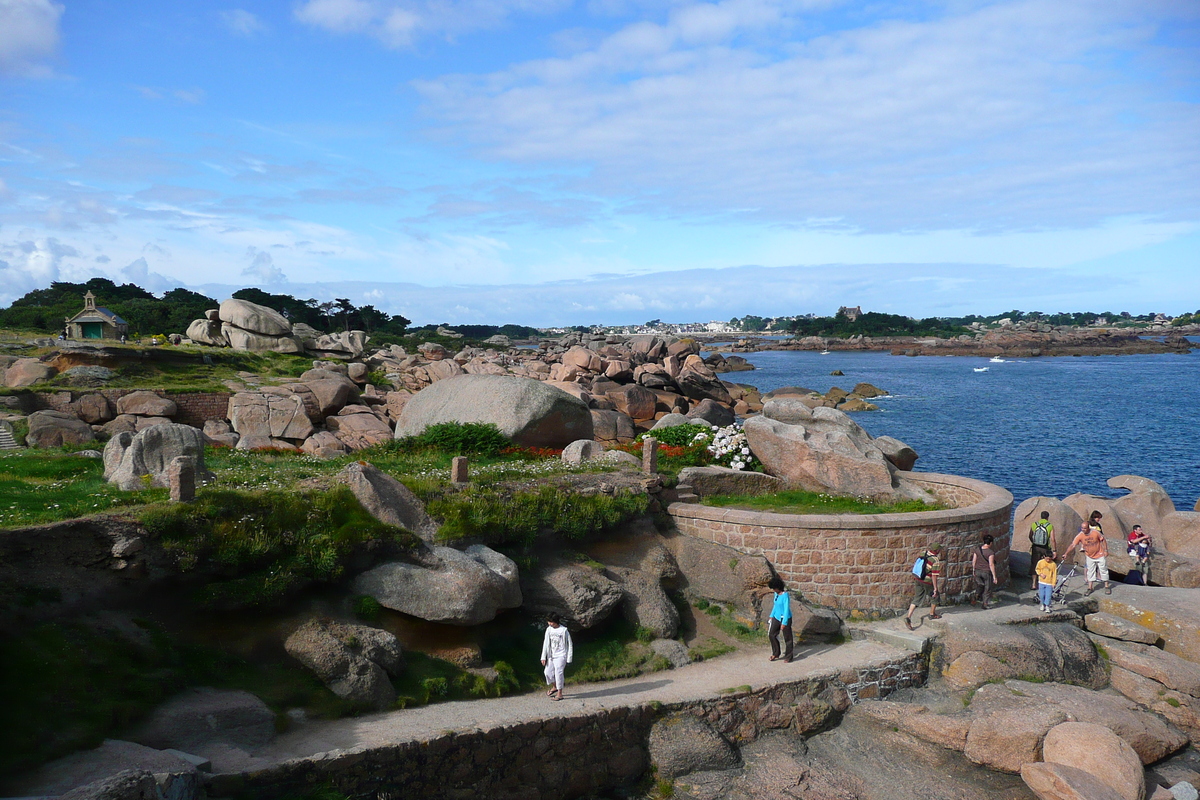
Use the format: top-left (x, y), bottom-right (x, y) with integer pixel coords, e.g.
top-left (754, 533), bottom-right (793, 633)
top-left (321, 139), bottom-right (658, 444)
top-left (702, 488), bottom-right (947, 515)
top-left (0, 449), bottom-right (167, 528)
top-left (140, 485), bottom-right (417, 609)
top-left (688, 637), bottom-right (736, 662)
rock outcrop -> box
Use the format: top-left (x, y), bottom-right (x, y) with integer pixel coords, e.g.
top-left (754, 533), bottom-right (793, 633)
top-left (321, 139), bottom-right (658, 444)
top-left (284, 618), bottom-right (404, 711)
top-left (336, 461), bottom-right (439, 541)
top-left (352, 544), bottom-right (521, 626)
top-left (520, 559), bottom-right (624, 629)
top-left (103, 423), bottom-right (214, 490)
top-left (130, 687), bottom-right (275, 754)
top-left (395, 374), bottom-right (593, 448)
top-left (25, 409), bottom-right (96, 448)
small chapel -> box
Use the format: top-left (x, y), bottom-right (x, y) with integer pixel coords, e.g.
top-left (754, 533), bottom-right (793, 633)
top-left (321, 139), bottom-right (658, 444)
top-left (64, 291), bottom-right (129, 340)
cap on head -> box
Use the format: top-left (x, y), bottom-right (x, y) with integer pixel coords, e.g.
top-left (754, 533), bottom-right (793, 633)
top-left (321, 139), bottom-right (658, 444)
top-left (928, 543), bottom-right (943, 553)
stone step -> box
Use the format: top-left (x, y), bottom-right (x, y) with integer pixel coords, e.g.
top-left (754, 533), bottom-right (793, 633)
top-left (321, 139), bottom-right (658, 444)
top-left (847, 622), bottom-right (933, 653)
top-left (0, 427), bottom-right (22, 450)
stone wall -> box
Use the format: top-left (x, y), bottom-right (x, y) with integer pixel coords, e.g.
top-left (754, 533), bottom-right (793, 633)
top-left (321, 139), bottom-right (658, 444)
top-left (206, 651), bottom-right (927, 800)
top-left (16, 389), bottom-right (232, 427)
top-left (668, 472), bottom-right (1014, 615)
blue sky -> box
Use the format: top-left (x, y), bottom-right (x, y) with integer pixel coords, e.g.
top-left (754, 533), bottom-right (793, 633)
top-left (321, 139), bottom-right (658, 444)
top-left (1, 0), bottom-right (1198, 325)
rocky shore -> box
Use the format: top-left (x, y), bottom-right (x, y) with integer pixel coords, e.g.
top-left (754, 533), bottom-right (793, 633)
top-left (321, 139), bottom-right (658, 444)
top-left (705, 326), bottom-right (1194, 357)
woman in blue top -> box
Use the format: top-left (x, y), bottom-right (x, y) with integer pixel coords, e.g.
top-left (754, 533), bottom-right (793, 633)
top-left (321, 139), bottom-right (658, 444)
top-left (767, 576), bottom-right (794, 663)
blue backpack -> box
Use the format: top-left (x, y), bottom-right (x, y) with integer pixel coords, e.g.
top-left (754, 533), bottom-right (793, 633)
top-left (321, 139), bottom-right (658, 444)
top-left (912, 556), bottom-right (929, 580)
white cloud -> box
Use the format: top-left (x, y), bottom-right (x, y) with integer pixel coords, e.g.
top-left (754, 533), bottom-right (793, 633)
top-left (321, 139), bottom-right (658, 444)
top-left (0, 0), bottom-right (62, 77)
top-left (0, 236), bottom-right (81, 304)
top-left (294, 0), bottom-right (571, 46)
top-left (241, 246), bottom-right (288, 283)
top-left (414, 0), bottom-right (1200, 232)
top-left (220, 9), bottom-right (267, 36)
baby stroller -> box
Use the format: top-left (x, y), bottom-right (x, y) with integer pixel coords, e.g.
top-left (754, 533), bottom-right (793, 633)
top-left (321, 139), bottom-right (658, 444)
top-left (1051, 562), bottom-right (1079, 606)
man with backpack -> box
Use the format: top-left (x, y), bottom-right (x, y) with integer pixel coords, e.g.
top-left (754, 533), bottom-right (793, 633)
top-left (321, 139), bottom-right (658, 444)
top-left (1028, 512), bottom-right (1056, 591)
top-left (904, 543), bottom-right (943, 631)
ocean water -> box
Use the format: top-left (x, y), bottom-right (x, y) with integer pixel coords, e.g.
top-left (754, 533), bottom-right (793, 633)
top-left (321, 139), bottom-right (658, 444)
top-left (719, 347), bottom-right (1200, 512)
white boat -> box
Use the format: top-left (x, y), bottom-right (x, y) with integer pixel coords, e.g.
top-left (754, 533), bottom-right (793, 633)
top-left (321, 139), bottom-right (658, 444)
top-left (819, 350), bottom-right (831, 355)
top-left (974, 367), bottom-right (989, 372)
top-left (989, 357), bottom-right (1006, 363)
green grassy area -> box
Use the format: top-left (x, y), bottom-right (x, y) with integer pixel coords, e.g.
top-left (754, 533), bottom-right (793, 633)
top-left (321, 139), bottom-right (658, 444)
top-left (702, 488), bottom-right (946, 515)
top-left (0, 450), bottom-right (166, 528)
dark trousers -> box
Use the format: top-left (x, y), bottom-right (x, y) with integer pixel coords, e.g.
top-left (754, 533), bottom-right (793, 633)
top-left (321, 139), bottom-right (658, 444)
top-left (974, 571), bottom-right (994, 605)
top-left (768, 618), bottom-right (793, 661)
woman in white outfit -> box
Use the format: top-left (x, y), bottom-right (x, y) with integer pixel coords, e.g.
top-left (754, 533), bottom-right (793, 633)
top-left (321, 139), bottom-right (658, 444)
top-left (540, 612), bottom-right (573, 701)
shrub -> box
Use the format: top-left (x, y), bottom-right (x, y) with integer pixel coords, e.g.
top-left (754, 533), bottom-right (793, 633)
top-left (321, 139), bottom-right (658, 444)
top-left (140, 486), bottom-right (415, 608)
top-left (353, 595), bottom-right (382, 622)
top-left (429, 484), bottom-right (648, 547)
top-left (392, 422), bottom-right (511, 457)
top-left (639, 423), bottom-right (712, 448)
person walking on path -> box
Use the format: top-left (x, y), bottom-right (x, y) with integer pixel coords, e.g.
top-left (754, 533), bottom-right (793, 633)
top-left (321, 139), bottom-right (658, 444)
top-left (1035, 552), bottom-right (1058, 612)
top-left (540, 613), bottom-right (573, 701)
top-left (1029, 512), bottom-right (1056, 590)
top-left (972, 535), bottom-right (999, 609)
top-left (904, 543), bottom-right (943, 630)
top-left (1069, 512), bottom-right (1112, 595)
top-left (766, 577), bottom-right (794, 663)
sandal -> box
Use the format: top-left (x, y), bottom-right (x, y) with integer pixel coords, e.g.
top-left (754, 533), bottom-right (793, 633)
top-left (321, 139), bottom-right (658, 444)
top-left (547, 689), bottom-right (557, 697)
top-left (768, 655), bottom-right (779, 662)
top-left (904, 618), bottom-right (914, 631)
top-left (929, 614), bottom-right (943, 620)
top-left (1105, 587), bottom-right (1112, 595)
top-left (552, 694), bottom-right (564, 701)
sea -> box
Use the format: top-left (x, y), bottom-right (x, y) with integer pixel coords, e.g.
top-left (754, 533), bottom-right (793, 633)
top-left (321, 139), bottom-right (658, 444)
top-left (713, 343), bottom-right (1200, 513)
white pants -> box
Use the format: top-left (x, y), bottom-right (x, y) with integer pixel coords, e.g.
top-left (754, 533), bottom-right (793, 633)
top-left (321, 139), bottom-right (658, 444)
top-left (544, 655), bottom-right (567, 692)
top-left (1086, 556), bottom-right (1109, 583)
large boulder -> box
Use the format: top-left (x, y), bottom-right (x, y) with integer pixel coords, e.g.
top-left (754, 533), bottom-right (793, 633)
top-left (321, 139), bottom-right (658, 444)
top-left (218, 298), bottom-right (292, 336)
top-left (309, 330), bottom-right (368, 357)
top-left (1085, 612), bottom-right (1162, 645)
top-left (394, 375), bottom-right (593, 448)
top-left (1013, 496), bottom-right (1084, 557)
top-left (336, 461), bottom-right (439, 541)
top-left (1161, 512), bottom-right (1200, 560)
top-left (25, 409), bottom-right (96, 448)
top-left (874, 435), bottom-right (918, 471)
top-left (284, 618), bottom-right (403, 711)
top-left (665, 534), bottom-right (774, 624)
top-left (1098, 587), bottom-right (1200, 664)
top-left (130, 687), bottom-right (275, 754)
top-left (590, 409), bottom-right (636, 443)
top-left (75, 393), bottom-right (115, 425)
top-left (968, 680), bottom-right (1188, 766)
top-left (648, 713), bottom-right (740, 779)
top-left (186, 318), bottom-right (226, 346)
top-left (1063, 493), bottom-right (1128, 545)
top-left (352, 544), bottom-right (521, 626)
top-left (1109, 475), bottom-right (1175, 535)
top-left (104, 423), bottom-right (214, 490)
top-left (4, 357), bottom-right (56, 387)
top-left (606, 566), bottom-right (679, 639)
top-left (938, 620), bottom-right (1107, 690)
top-left (677, 466), bottom-right (783, 498)
top-left (743, 409), bottom-right (901, 499)
top-left (282, 372), bottom-right (360, 421)
top-left (222, 324), bottom-right (303, 353)
top-left (686, 398), bottom-right (735, 427)
top-left (606, 384), bottom-right (657, 421)
top-left (1042, 721), bottom-right (1146, 800)
top-left (325, 406), bottom-right (393, 450)
top-left (520, 559), bottom-right (624, 629)
top-left (227, 392), bottom-right (315, 441)
top-left (1021, 762), bottom-right (1128, 800)
top-left (115, 391), bottom-right (176, 418)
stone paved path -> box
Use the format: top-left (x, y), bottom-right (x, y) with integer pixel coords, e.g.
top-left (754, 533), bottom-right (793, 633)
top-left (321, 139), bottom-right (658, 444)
top-left (224, 637), bottom-right (911, 773)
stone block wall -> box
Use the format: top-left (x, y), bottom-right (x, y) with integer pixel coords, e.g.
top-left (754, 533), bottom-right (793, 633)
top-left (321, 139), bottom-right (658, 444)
top-left (19, 389), bottom-right (232, 427)
top-left (207, 651), bottom-right (927, 800)
top-left (668, 472), bottom-right (1014, 615)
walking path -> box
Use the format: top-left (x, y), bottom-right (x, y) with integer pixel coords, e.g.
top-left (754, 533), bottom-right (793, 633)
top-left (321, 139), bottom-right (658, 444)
top-left (221, 636), bottom-right (917, 774)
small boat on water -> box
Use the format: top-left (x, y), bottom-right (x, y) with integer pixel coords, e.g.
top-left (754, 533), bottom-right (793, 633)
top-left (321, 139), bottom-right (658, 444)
top-left (974, 367), bottom-right (989, 372)
top-left (819, 350), bottom-right (831, 355)
top-left (989, 357), bottom-right (1006, 363)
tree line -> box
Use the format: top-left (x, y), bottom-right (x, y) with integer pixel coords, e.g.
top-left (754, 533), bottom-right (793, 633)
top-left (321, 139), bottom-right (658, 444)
top-left (0, 279), bottom-right (412, 339)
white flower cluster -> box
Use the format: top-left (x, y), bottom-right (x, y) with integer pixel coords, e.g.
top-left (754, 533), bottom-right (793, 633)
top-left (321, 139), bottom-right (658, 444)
top-left (704, 424), bottom-right (755, 471)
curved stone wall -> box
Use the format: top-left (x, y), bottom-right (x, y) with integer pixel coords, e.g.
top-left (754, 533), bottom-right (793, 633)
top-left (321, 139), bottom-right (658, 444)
top-left (667, 472), bottom-right (1014, 614)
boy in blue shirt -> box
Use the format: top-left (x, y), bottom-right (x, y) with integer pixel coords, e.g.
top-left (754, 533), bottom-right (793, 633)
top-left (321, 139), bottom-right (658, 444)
top-left (767, 576), bottom-right (794, 663)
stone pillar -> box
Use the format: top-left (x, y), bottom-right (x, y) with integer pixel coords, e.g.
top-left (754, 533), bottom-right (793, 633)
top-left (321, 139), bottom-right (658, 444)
top-left (167, 455), bottom-right (196, 502)
top-left (451, 456), bottom-right (469, 486)
top-left (642, 437), bottom-right (658, 475)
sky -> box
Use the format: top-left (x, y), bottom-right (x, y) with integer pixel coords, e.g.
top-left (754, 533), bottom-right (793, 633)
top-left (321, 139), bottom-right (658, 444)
top-left (0, 0), bottom-right (1198, 326)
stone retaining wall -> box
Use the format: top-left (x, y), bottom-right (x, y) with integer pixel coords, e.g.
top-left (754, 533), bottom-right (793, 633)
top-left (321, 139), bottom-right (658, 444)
top-left (207, 651), bottom-right (927, 800)
top-left (15, 389), bottom-right (232, 427)
top-left (668, 472), bottom-right (1014, 615)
